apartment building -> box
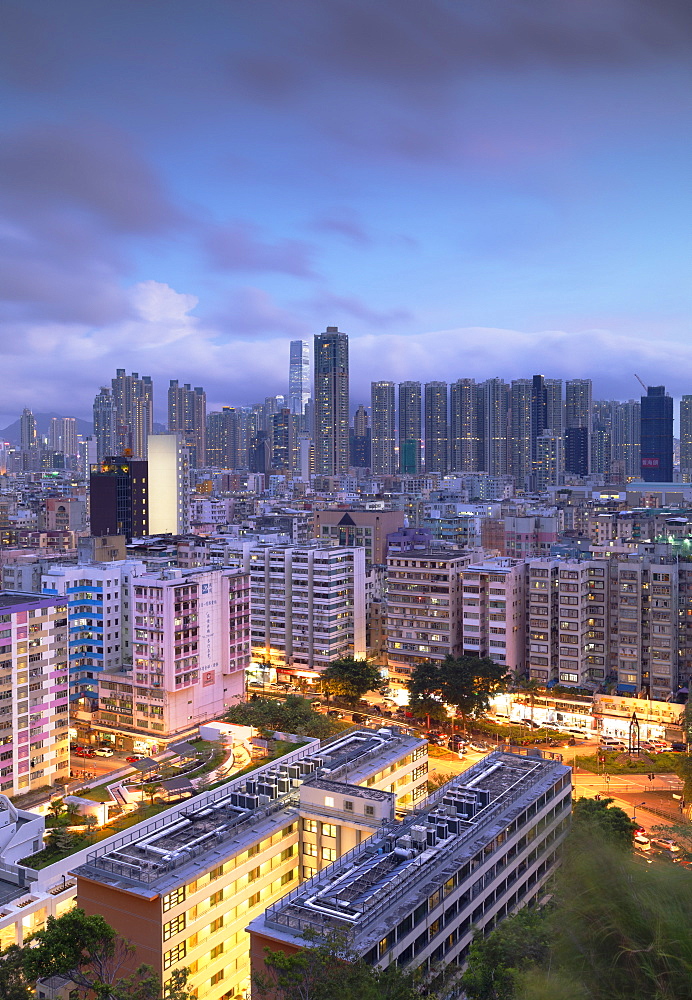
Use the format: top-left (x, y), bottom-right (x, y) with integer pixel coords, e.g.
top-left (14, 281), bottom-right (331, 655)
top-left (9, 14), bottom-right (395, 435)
top-left (0, 592), bottom-right (70, 795)
top-left (526, 560), bottom-right (560, 684)
top-left (313, 509), bottom-right (404, 566)
top-left (385, 549), bottom-right (476, 683)
top-left (244, 544), bottom-right (366, 681)
top-left (251, 750), bottom-right (571, 980)
top-left (73, 727), bottom-right (428, 1000)
top-left (40, 560), bottom-right (147, 703)
top-left (91, 567), bottom-right (250, 750)
top-left (460, 558), bottom-right (526, 674)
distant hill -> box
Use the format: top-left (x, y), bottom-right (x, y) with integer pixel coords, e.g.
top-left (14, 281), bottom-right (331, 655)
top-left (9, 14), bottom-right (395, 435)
top-left (0, 413), bottom-right (93, 446)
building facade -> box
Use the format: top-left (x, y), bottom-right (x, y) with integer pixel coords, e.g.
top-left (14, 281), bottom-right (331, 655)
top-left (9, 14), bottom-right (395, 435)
top-left (314, 327), bottom-right (349, 477)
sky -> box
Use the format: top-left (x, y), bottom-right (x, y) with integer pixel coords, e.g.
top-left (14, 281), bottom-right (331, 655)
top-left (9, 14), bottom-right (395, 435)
top-left (1, 0), bottom-right (691, 427)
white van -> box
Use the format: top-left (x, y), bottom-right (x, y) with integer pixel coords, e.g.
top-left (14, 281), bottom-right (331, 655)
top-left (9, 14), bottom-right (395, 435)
top-left (599, 736), bottom-right (627, 751)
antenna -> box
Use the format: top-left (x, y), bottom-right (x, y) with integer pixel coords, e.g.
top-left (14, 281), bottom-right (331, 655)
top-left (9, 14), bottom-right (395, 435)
top-left (634, 374), bottom-right (648, 393)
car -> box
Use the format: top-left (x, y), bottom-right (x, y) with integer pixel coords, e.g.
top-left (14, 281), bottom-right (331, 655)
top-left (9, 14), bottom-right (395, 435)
top-left (633, 831), bottom-right (651, 850)
top-left (669, 742), bottom-right (687, 752)
top-left (351, 713), bottom-right (367, 724)
top-left (425, 731), bottom-right (447, 745)
top-left (73, 747), bottom-right (95, 757)
top-left (652, 837), bottom-right (680, 853)
top-left (327, 709), bottom-right (344, 719)
top-left (126, 754), bottom-right (147, 763)
top-left (468, 742), bottom-right (489, 753)
top-left (448, 734), bottom-right (466, 749)
top-left (94, 747), bottom-right (114, 757)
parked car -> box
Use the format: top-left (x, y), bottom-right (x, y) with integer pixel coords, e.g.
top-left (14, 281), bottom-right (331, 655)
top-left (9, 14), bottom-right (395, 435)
top-left (448, 734), bottom-right (466, 749)
top-left (73, 747), bottom-right (95, 757)
top-left (426, 731), bottom-right (447, 746)
top-left (669, 742), bottom-right (687, 752)
top-left (351, 713), bottom-right (367, 724)
top-left (468, 742), bottom-right (489, 753)
top-left (126, 754), bottom-right (147, 763)
top-left (652, 837), bottom-right (681, 853)
top-left (633, 831), bottom-right (651, 850)
top-left (327, 709), bottom-right (344, 719)
top-left (94, 747), bottom-right (114, 757)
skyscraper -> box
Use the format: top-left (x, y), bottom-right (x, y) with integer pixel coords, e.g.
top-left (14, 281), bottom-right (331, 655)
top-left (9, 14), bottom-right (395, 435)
top-left (93, 387), bottom-right (116, 463)
top-left (49, 417), bottom-right (77, 457)
top-left (681, 396), bottom-right (692, 482)
top-left (370, 381), bottom-right (396, 475)
top-left (449, 379), bottom-right (477, 473)
top-left (350, 404), bottom-right (370, 468)
top-left (509, 379), bottom-right (532, 485)
top-left (398, 381), bottom-right (422, 474)
top-left (424, 381), bottom-right (448, 474)
top-left (111, 369), bottom-right (153, 459)
top-left (565, 379), bottom-right (592, 475)
top-left (479, 378), bottom-right (509, 476)
top-left (271, 408), bottom-right (297, 473)
top-left (206, 407), bottom-right (240, 469)
top-left (20, 408), bottom-right (36, 453)
top-left (147, 433), bottom-right (189, 534)
top-left (288, 340), bottom-right (311, 416)
top-left (314, 326), bottom-right (349, 476)
top-left (612, 399), bottom-right (640, 478)
top-left (90, 456), bottom-right (148, 540)
top-left (640, 385), bottom-right (673, 481)
top-left (168, 380), bottom-right (206, 469)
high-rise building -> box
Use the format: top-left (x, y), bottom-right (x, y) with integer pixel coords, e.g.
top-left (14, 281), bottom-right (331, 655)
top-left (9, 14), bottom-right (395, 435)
top-left (611, 400), bottom-right (640, 479)
top-left (509, 379), bottom-right (532, 486)
top-left (271, 408), bottom-right (297, 473)
top-left (641, 385), bottom-right (673, 482)
top-left (370, 381), bottom-right (396, 475)
top-left (89, 456), bottom-right (148, 540)
top-left (0, 591), bottom-right (70, 796)
top-left (350, 404), bottom-right (370, 468)
top-left (288, 340), bottom-right (311, 416)
top-left (545, 378), bottom-right (564, 438)
top-left (398, 381), bottom-right (422, 474)
top-left (449, 378), bottom-right (478, 473)
top-left (314, 327), bottom-right (349, 476)
top-left (94, 567), bottom-right (250, 746)
top-left (148, 434), bottom-right (189, 535)
top-left (424, 381), bottom-right (447, 474)
top-left (41, 559), bottom-right (146, 705)
top-left (206, 407), bottom-right (240, 469)
top-left (111, 369), bottom-right (153, 459)
top-left (93, 387), bottom-right (116, 463)
top-left (565, 379), bottom-right (592, 474)
top-left (460, 557), bottom-right (526, 673)
top-left (535, 429), bottom-right (563, 491)
top-left (48, 416), bottom-right (78, 458)
top-left (681, 396), bottom-right (692, 482)
top-left (19, 408), bottom-right (36, 453)
top-left (479, 378), bottom-right (509, 476)
top-left (167, 381), bottom-right (206, 469)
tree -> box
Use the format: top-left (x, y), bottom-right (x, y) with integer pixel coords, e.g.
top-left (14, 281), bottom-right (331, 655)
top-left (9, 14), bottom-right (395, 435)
top-left (144, 783), bottom-right (164, 807)
top-left (407, 661), bottom-right (447, 729)
top-left (461, 906), bottom-right (550, 1000)
top-left (439, 655), bottom-right (508, 727)
top-left (18, 908), bottom-right (194, 1000)
top-left (319, 659), bottom-right (384, 704)
top-left (253, 929), bottom-right (423, 1000)
top-left (572, 796), bottom-right (635, 847)
top-left (46, 825), bottom-right (78, 855)
top-left (47, 797), bottom-right (66, 821)
top-left (0, 945), bottom-right (31, 1000)
top-left (225, 696), bottom-right (338, 738)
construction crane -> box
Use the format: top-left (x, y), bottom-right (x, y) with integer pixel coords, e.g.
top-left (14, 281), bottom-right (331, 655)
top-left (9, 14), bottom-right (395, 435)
top-left (634, 374), bottom-right (648, 393)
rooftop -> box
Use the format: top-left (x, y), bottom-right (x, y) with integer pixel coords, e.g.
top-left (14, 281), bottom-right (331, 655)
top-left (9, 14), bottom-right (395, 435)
top-left (73, 727), bottom-right (423, 896)
top-left (255, 750), bottom-right (570, 952)
top-left (0, 590), bottom-right (60, 611)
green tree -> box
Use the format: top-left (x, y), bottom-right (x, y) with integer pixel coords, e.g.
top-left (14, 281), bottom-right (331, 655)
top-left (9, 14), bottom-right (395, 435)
top-left (225, 695), bottom-right (338, 738)
top-left (406, 660), bottom-right (448, 728)
top-left (0, 944), bottom-right (31, 1000)
top-left (461, 906), bottom-right (550, 1000)
top-left (47, 797), bottom-right (66, 821)
top-left (253, 929), bottom-right (422, 1000)
top-left (319, 658), bottom-right (384, 704)
top-left (45, 825), bottom-right (78, 855)
top-left (572, 796), bottom-right (635, 847)
top-left (19, 908), bottom-right (194, 1000)
top-left (439, 655), bottom-right (508, 726)
top-left (144, 783), bottom-right (164, 807)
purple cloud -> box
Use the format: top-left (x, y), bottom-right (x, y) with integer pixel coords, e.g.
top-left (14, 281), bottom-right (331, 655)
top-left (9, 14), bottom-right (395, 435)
top-left (311, 209), bottom-right (371, 246)
top-left (205, 222), bottom-right (316, 277)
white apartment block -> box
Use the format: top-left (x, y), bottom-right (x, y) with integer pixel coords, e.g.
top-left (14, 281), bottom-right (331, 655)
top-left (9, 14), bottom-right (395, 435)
top-left (244, 544), bottom-right (366, 680)
top-left (460, 558), bottom-right (526, 673)
top-left (386, 550), bottom-right (477, 682)
top-left (0, 592), bottom-right (70, 795)
top-left (40, 560), bottom-right (147, 703)
top-left (147, 433), bottom-right (190, 535)
top-left (93, 567), bottom-right (250, 748)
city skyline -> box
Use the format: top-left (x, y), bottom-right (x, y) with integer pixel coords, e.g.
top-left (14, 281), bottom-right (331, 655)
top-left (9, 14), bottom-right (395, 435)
top-left (1, 2), bottom-right (691, 425)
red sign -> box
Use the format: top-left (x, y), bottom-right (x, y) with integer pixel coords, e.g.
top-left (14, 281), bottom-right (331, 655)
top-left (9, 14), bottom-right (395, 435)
top-left (202, 670), bottom-right (215, 687)
top-left (642, 457), bottom-right (659, 468)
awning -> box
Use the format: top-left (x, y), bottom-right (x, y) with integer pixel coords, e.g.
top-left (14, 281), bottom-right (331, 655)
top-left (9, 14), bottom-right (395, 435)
top-left (130, 757), bottom-right (159, 772)
top-left (169, 741), bottom-right (200, 758)
top-left (161, 777), bottom-right (194, 794)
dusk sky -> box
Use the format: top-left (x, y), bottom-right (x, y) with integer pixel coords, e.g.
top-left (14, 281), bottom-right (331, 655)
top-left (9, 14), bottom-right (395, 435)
top-left (1, 0), bottom-right (691, 427)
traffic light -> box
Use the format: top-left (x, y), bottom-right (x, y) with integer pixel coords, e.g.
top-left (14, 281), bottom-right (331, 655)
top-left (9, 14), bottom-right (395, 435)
top-left (648, 772), bottom-right (654, 782)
